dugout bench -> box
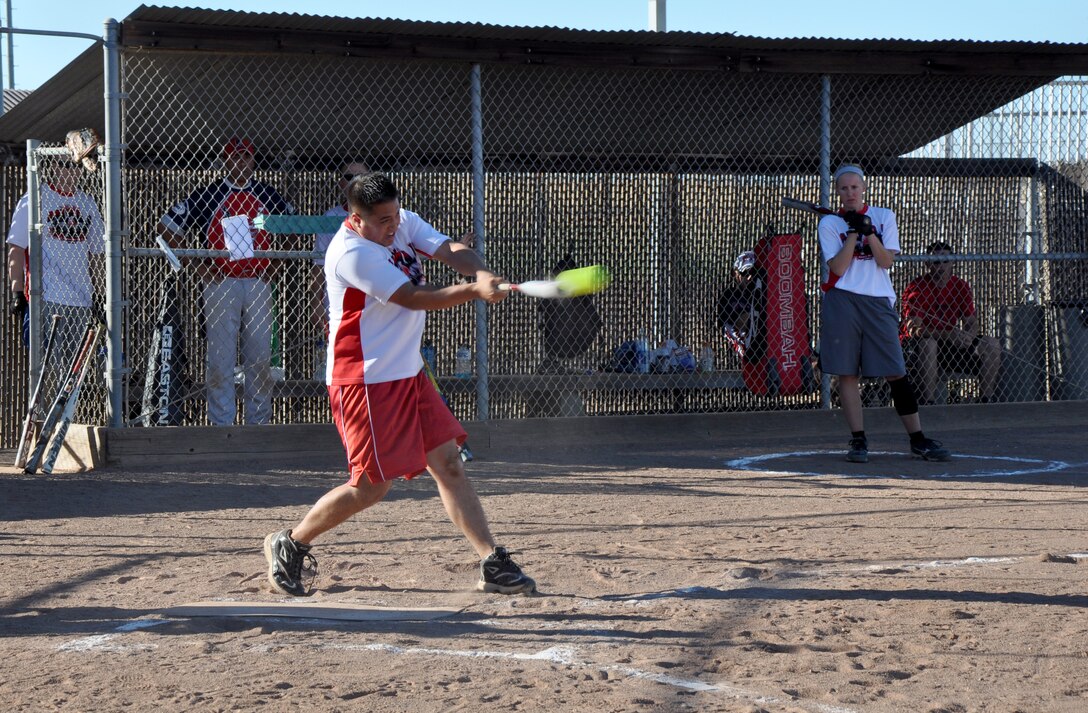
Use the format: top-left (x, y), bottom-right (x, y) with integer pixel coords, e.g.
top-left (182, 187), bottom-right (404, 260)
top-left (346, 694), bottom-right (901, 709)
top-left (258, 371), bottom-right (749, 417)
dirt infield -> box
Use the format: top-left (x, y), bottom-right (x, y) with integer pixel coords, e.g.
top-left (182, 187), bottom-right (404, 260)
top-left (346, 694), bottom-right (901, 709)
top-left (3, 403), bottom-right (1088, 712)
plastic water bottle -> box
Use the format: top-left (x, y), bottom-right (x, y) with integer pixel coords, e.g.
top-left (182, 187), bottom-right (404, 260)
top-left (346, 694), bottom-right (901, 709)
top-left (700, 343), bottom-right (715, 373)
top-left (454, 344), bottom-right (472, 378)
top-left (421, 340), bottom-right (437, 374)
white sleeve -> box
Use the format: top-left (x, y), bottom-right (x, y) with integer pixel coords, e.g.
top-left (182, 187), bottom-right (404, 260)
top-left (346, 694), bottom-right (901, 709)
top-left (400, 209), bottom-right (449, 257)
top-left (5, 194), bottom-right (29, 248)
top-left (816, 215), bottom-right (844, 264)
top-left (334, 243), bottom-right (409, 304)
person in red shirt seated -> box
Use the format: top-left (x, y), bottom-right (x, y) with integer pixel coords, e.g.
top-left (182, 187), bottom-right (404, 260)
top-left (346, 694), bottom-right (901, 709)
top-left (900, 241), bottom-right (1002, 404)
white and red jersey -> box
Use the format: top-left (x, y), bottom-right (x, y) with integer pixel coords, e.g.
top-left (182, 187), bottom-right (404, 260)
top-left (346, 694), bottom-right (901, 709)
top-left (324, 208), bottom-right (450, 385)
top-left (817, 205), bottom-right (900, 306)
top-left (5, 186), bottom-right (105, 307)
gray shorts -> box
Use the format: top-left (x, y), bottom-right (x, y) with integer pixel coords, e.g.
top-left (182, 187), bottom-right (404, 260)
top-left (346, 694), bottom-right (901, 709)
top-left (819, 289), bottom-right (906, 377)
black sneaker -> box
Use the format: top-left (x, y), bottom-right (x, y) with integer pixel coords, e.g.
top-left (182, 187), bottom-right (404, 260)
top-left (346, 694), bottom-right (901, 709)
top-left (263, 529), bottom-right (317, 597)
top-left (477, 546), bottom-right (536, 594)
top-left (911, 438), bottom-right (952, 462)
top-left (846, 437), bottom-right (869, 463)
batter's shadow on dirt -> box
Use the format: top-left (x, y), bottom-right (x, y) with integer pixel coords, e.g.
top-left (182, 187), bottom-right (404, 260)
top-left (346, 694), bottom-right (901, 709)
top-left (0, 474), bottom-right (445, 521)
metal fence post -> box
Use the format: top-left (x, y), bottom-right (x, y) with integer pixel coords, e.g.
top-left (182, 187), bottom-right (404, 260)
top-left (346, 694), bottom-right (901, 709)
top-left (471, 63), bottom-right (489, 421)
top-left (102, 18), bottom-right (124, 426)
top-left (25, 138), bottom-right (41, 394)
top-left (819, 74), bottom-right (832, 409)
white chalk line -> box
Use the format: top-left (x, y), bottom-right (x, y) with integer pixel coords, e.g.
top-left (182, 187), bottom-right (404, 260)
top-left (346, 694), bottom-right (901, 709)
top-left (57, 619), bottom-right (167, 653)
top-left (54, 614), bottom-right (857, 711)
top-left (300, 640), bottom-right (860, 713)
top-left (726, 450), bottom-right (1075, 479)
top-left (617, 552), bottom-right (1088, 602)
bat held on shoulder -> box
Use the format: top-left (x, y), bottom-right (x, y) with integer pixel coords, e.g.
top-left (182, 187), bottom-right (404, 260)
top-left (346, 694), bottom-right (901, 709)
top-left (781, 197), bottom-right (835, 216)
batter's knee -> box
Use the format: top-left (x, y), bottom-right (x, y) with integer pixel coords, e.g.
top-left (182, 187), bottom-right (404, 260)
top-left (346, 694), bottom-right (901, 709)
top-left (427, 441), bottom-right (467, 482)
top-left (887, 375), bottom-right (919, 416)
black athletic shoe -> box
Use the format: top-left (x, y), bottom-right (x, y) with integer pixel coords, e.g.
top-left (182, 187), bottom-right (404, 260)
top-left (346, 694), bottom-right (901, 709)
top-left (477, 546), bottom-right (536, 594)
top-left (911, 438), bottom-right (952, 462)
top-left (846, 437), bottom-right (869, 463)
top-left (263, 529), bottom-right (317, 597)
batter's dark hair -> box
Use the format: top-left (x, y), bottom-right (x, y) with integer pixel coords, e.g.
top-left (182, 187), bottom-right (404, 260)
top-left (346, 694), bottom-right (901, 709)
top-left (346, 171), bottom-right (400, 215)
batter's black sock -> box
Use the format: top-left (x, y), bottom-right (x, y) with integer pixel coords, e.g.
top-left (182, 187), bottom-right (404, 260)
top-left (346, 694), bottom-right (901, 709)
top-left (851, 430), bottom-right (866, 440)
top-left (908, 430), bottom-right (926, 446)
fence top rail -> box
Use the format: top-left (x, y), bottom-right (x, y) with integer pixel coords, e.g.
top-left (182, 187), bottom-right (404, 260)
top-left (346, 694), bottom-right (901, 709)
top-left (127, 247), bottom-right (322, 261)
top-left (127, 248), bottom-right (1088, 263)
top-left (897, 252), bottom-right (1088, 263)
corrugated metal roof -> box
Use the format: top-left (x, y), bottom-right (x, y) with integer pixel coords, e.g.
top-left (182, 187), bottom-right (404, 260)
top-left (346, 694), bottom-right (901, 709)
top-left (2, 89), bottom-right (31, 114)
top-left (1, 5), bottom-right (1086, 152)
top-left (124, 5), bottom-right (1085, 52)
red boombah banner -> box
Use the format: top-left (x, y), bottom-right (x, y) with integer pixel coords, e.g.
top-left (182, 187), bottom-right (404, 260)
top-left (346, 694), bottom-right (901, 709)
top-left (743, 233), bottom-right (812, 395)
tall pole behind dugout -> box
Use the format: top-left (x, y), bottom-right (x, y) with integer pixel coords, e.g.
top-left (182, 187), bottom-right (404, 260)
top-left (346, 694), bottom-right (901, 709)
top-left (102, 19), bottom-right (125, 426)
top-left (649, 0), bottom-right (666, 31)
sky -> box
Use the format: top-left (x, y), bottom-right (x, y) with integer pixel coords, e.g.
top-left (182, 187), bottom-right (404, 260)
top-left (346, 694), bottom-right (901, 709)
top-left (4, 0), bottom-right (1087, 90)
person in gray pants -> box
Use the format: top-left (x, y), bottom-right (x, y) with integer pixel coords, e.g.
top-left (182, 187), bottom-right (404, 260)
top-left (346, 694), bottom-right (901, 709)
top-left (157, 137), bottom-right (294, 426)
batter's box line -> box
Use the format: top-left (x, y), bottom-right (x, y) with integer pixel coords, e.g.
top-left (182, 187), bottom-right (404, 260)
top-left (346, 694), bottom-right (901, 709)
top-left (606, 552), bottom-right (1088, 604)
top-left (725, 450), bottom-right (1079, 479)
top-left (308, 640), bottom-right (861, 713)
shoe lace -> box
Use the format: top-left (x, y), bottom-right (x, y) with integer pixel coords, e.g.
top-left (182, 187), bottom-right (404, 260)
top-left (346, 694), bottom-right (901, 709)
top-left (286, 544), bottom-right (318, 594)
top-left (486, 547), bottom-right (521, 574)
top-left (848, 437), bottom-right (867, 450)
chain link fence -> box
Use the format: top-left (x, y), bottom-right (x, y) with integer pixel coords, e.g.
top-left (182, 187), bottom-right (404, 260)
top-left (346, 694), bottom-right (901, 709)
top-left (3, 47), bottom-right (1087, 444)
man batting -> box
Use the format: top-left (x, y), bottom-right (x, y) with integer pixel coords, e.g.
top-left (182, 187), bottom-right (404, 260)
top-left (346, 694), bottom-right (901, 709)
top-left (263, 171), bottom-right (536, 597)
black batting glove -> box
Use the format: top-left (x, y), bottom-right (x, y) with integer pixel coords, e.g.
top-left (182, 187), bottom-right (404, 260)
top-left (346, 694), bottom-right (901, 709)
top-left (842, 211), bottom-right (876, 237)
top-left (10, 290), bottom-right (27, 318)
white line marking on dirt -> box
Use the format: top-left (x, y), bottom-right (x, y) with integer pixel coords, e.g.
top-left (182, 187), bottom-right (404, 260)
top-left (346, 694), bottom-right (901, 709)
top-left (56, 618), bottom-right (168, 652)
top-left (57, 634), bottom-right (156, 653)
top-left (617, 552), bottom-right (1086, 602)
top-left (311, 641), bottom-right (859, 713)
top-left (726, 450), bottom-right (1073, 479)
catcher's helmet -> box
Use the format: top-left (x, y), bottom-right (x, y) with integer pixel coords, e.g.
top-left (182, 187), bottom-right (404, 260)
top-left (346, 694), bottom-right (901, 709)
top-left (733, 251), bottom-right (757, 274)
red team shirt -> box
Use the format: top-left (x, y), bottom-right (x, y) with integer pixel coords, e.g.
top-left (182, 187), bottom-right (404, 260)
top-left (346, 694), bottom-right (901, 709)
top-left (899, 273), bottom-right (976, 342)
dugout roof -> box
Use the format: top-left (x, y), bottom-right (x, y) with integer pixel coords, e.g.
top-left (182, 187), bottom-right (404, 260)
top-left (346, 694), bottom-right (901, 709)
top-left (3, 5), bottom-right (1088, 161)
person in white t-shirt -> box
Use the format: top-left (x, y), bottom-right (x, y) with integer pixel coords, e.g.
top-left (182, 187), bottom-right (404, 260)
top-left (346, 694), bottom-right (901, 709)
top-left (817, 164), bottom-right (950, 464)
top-left (6, 159), bottom-right (105, 394)
top-left (263, 171), bottom-right (536, 598)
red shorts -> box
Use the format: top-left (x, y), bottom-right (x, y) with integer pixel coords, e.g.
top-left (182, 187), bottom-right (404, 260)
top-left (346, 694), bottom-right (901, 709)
top-left (328, 370), bottom-right (467, 486)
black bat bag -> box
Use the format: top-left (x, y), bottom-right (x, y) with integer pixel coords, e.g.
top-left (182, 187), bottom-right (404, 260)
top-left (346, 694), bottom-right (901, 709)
top-left (141, 273), bottom-right (190, 426)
